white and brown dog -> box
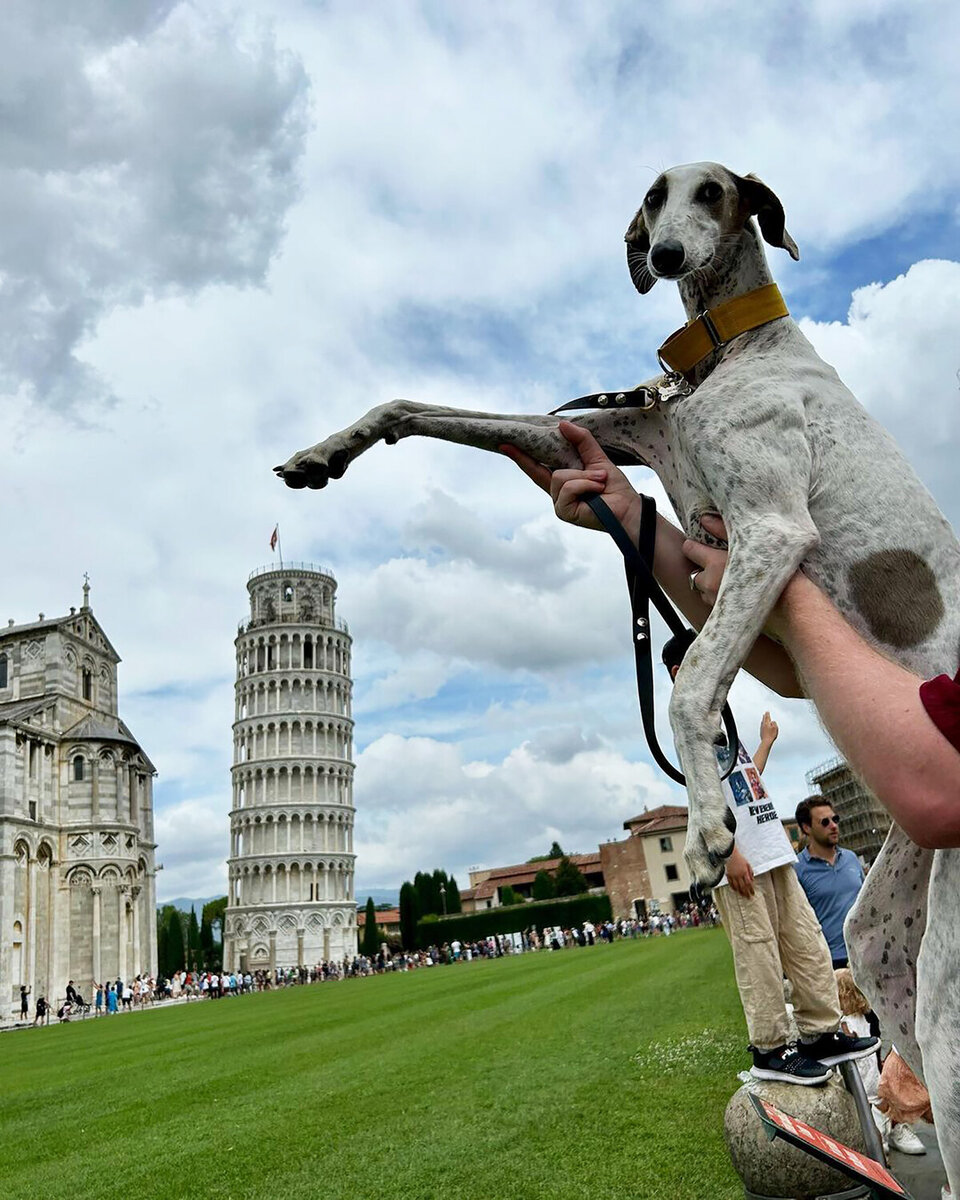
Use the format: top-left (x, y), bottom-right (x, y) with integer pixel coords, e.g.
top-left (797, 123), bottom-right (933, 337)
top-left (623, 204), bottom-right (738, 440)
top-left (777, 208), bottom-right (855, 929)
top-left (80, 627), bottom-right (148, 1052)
top-left (277, 163), bottom-right (960, 1179)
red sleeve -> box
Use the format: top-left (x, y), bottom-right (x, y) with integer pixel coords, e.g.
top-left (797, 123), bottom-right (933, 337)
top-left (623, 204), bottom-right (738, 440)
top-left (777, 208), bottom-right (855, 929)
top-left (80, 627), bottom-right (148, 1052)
top-left (919, 669), bottom-right (960, 754)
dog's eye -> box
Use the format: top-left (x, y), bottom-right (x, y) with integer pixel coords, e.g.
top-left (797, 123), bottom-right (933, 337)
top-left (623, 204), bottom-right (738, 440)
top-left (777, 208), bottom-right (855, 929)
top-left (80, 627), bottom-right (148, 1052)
top-left (698, 181), bottom-right (723, 204)
top-left (644, 188), bottom-right (665, 209)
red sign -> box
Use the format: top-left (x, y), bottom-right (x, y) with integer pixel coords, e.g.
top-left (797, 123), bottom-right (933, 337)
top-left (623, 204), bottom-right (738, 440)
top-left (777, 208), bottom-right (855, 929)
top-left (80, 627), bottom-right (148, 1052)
top-left (749, 1094), bottom-right (912, 1199)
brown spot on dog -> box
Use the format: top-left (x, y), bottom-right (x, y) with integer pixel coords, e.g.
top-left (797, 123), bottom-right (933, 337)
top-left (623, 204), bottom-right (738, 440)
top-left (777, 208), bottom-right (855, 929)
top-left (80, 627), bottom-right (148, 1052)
top-left (848, 549), bottom-right (944, 648)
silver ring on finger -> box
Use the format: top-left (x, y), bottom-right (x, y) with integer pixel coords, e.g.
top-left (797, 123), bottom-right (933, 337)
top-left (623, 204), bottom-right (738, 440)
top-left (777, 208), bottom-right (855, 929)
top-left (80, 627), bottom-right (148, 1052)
top-left (689, 569), bottom-right (702, 592)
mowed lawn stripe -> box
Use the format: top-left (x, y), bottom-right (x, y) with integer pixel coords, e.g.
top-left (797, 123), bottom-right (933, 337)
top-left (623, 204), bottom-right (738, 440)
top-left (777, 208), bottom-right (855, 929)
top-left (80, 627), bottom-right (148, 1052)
top-left (1, 929), bottom-right (745, 1199)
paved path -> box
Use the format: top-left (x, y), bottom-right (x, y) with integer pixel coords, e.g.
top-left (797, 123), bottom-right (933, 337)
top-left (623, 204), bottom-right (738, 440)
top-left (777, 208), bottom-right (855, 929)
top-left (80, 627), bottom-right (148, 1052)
top-left (891, 1122), bottom-right (946, 1200)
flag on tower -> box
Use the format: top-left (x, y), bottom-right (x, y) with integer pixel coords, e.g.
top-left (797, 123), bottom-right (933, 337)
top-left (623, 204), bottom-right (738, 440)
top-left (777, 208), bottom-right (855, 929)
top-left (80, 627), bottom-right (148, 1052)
top-left (270, 524), bottom-right (279, 552)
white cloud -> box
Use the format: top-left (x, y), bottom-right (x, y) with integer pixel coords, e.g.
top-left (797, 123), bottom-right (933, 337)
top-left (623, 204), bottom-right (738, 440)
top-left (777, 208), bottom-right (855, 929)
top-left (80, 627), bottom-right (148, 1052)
top-left (0, 1), bottom-right (309, 406)
top-left (2, 0), bottom-right (959, 901)
top-left (353, 732), bottom-right (674, 886)
top-left (800, 259), bottom-right (960, 522)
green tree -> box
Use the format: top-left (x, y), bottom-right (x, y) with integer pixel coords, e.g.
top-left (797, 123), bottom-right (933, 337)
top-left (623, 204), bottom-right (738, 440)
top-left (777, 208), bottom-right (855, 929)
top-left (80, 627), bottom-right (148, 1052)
top-left (199, 896), bottom-right (227, 967)
top-left (361, 897), bottom-right (380, 958)
top-left (399, 881), bottom-right (420, 950)
top-left (432, 868), bottom-right (449, 914)
top-left (553, 856), bottom-right (588, 897)
top-left (532, 869), bottom-right (556, 900)
top-left (199, 914), bottom-right (214, 966)
top-left (528, 841), bottom-right (565, 863)
top-left (159, 906), bottom-right (185, 976)
top-left (156, 911), bottom-right (168, 978)
top-left (446, 875), bottom-right (463, 914)
top-left (186, 909), bottom-right (201, 969)
top-left (414, 871), bottom-right (435, 917)
top-left (499, 885), bottom-right (524, 906)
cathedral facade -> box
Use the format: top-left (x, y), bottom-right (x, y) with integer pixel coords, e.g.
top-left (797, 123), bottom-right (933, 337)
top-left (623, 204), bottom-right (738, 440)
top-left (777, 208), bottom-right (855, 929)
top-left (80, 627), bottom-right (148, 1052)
top-left (224, 564), bottom-right (357, 971)
top-left (0, 585), bottom-right (157, 1017)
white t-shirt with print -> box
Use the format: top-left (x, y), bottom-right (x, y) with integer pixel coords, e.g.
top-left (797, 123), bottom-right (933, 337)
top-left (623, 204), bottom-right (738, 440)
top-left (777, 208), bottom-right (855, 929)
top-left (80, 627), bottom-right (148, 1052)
top-left (714, 741), bottom-right (795, 887)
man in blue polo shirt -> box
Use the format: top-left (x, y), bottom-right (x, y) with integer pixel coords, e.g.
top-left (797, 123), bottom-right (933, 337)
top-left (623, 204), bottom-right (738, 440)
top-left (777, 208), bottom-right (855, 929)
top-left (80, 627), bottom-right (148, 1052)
top-left (794, 797), bottom-right (865, 969)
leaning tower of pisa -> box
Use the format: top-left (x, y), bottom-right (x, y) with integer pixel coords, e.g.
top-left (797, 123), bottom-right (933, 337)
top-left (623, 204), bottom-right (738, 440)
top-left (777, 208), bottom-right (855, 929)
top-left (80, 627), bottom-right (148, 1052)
top-left (224, 563), bottom-right (357, 972)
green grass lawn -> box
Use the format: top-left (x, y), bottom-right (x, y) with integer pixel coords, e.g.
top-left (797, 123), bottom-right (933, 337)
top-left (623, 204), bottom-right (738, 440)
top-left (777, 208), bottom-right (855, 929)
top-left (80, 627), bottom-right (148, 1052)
top-left (0, 929), bottom-right (747, 1200)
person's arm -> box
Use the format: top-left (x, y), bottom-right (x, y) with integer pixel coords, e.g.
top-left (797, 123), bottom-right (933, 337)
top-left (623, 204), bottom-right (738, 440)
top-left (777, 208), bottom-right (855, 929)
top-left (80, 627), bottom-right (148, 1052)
top-left (501, 423), bottom-right (804, 697)
top-left (693, 514), bottom-right (960, 848)
top-left (752, 712), bottom-right (779, 774)
top-left (770, 571), bottom-right (960, 848)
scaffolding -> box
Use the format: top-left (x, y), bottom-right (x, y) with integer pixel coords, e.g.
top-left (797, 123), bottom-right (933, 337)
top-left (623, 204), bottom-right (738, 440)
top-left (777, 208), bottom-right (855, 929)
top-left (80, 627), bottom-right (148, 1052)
top-left (806, 756), bottom-right (890, 864)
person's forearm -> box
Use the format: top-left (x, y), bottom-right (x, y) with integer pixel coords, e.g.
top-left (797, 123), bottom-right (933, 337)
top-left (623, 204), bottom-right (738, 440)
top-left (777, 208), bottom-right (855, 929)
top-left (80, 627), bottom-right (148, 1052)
top-left (652, 517), bottom-right (804, 698)
top-left (752, 739), bottom-right (773, 774)
top-left (777, 573), bottom-right (960, 847)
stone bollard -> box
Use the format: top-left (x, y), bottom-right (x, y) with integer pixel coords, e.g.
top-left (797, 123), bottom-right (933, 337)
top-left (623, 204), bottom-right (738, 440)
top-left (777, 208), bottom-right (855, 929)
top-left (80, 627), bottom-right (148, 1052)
top-left (724, 1075), bottom-right (870, 1200)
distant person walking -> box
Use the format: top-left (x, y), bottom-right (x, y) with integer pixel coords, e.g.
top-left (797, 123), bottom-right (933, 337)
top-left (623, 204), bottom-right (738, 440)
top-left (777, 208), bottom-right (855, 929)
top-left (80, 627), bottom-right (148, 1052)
top-left (20, 984), bottom-right (30, 1020)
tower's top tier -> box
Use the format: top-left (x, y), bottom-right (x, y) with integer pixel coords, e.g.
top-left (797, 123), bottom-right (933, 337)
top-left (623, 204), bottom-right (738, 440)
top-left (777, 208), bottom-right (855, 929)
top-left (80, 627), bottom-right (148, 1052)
top-left (240, 564), bottom-right (348, 635)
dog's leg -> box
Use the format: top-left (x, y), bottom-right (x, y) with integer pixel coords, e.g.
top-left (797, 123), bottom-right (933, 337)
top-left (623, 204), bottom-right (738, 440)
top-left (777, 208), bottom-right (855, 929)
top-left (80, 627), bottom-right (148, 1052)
top-left (845, 825), bottom-right (931, 1079)
top-left (916, 848), bottom-right (960, 1191)
top-left (276, 399), bottom-right (665, 489)
top-left (669, 512), bottom-right (819, 886)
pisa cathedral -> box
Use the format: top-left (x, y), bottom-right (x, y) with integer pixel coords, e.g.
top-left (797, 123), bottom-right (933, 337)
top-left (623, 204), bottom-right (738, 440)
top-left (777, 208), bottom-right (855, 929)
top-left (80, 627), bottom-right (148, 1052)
top-left (0, 585), bottom-right (157, 1015)
top-left (224, 564), bottom-right (357, 971)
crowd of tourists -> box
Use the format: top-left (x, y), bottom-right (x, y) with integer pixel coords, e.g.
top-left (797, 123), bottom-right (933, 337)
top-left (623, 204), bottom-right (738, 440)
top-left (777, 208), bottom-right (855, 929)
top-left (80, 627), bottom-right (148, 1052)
top-left (19, 903), bottom-right (715, 1028)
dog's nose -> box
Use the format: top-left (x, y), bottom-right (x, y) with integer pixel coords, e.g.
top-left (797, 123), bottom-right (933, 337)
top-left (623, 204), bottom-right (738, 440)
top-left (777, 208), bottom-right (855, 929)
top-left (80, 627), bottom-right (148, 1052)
top-left (649, 239), bottom-right (686, 276)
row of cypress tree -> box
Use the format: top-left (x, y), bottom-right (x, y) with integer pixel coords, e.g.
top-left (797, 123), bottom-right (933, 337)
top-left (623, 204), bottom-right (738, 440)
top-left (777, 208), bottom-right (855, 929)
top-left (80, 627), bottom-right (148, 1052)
top-left (155, 897), bottom-right (227, 977)
top-left (397, 869), bottom-right (462, 949)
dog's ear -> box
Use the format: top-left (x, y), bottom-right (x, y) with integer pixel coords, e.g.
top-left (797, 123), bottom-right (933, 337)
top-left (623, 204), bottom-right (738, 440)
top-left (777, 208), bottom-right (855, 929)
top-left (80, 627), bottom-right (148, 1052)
top-left (733, 172), bottom-right (800, 261)
top-left (625, 208), bottom-right (656, 294)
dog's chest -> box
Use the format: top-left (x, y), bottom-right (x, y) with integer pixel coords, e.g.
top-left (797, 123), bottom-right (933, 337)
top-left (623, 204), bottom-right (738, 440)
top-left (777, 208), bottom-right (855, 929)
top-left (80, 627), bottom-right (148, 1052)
top-left (647, 413), bottom-right (717, 539)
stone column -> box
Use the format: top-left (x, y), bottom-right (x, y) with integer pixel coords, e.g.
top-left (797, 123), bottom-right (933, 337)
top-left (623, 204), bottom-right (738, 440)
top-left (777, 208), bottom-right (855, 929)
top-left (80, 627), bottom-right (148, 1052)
top-left (118, 886), bottom-right (129, 977)
top-left (296, 929), bottom-right (304, 967)
top-left (27, 855), bottom-right (38, 998)
top-left (92, 885), bottom-right (102, 983)
top-left (268, 930), bottom-right (276, 972)
top-left (91, 758), bottom-right (100, 820)
top-left (47, 865), bottom-right (58, 1000)
top-left (131, 886), bottom-right (141, 976)
top-left (128, 766), bottom-right (137, 824)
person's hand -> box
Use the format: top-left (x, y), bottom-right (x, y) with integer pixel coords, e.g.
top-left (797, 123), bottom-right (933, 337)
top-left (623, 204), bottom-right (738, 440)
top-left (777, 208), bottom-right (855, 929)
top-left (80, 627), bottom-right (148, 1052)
top-left (682, 512), bottom-right (729, 605)
top-left (501, 421), bottom-right (644, 532)
top-left (760, 712), bottom-right (779, 745)
top-left (725, 846), bottom-right (755, 898)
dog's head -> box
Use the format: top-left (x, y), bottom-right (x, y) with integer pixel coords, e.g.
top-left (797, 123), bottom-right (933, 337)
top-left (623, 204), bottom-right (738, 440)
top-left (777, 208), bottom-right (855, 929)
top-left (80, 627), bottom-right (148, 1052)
top-left (625, 162), bottom-right (799, 295)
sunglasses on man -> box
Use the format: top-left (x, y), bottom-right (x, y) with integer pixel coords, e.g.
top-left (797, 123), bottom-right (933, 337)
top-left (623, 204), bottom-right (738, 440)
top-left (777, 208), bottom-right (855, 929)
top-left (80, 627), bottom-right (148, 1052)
top-left (818, 814), bottom-right (840, 828)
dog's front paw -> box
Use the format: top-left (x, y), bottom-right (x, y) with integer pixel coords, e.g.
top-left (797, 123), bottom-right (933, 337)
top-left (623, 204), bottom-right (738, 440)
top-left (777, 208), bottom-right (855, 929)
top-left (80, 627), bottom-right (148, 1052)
top-left (274, 432), bottom-right (359, 490)
top-left (684, 824), bottom-right (734, 891)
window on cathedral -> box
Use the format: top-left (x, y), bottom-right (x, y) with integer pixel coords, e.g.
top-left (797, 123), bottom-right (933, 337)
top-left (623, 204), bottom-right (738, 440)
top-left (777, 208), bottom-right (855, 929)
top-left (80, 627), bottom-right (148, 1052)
top-left (0, 654), bottom-right (7, 688)
top-left (82, 669), bottom-right (92, 700)
top-left (303, 640), bottom-right (313, 669)
top-left (73, 755), bottom-right (84, 781)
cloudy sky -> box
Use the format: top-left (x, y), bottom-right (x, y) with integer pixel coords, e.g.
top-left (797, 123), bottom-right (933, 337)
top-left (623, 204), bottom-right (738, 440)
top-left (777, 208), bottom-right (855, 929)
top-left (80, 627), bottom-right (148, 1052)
top-left (3, 1), bottom-right (959, 903)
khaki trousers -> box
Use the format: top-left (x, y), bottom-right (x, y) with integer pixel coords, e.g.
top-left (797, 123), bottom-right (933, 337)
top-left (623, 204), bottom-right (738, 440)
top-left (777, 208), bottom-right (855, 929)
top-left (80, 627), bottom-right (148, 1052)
top-left (714, 863), bottom-right (841, 1051)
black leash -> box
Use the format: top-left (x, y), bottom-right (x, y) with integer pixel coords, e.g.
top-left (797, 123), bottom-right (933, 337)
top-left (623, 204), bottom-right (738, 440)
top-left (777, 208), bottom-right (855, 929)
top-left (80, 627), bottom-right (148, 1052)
top-left (585, 492), bottom-right (739, 785)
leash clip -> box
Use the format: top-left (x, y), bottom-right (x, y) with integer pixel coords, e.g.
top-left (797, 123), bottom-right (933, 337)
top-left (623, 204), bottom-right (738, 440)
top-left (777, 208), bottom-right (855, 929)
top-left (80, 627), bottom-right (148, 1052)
top-left (655, 367), bottom-right (694, 402)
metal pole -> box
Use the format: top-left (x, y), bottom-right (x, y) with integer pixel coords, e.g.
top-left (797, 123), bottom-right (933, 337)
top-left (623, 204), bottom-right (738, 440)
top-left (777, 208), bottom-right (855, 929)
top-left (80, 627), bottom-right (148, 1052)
top-left (838, 1059), bottom-right (886, 1163)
